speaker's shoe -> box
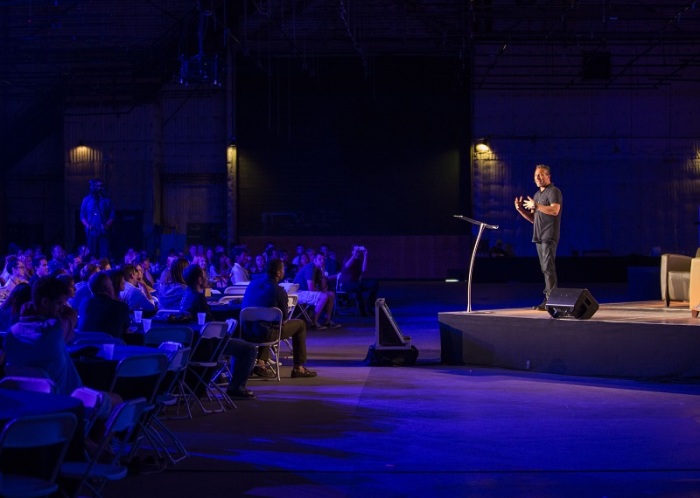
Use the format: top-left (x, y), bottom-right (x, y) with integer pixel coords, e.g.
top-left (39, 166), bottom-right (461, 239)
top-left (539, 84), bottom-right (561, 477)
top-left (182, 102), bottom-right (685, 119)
top-left (532, 301), bottom-right (547, 311)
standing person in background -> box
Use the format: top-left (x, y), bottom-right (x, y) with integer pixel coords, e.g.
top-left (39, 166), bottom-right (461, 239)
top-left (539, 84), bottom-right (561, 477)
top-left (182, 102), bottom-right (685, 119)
top-left (514, 164), bottom-right (563, 311)
top-left (80, 178), bottom-right (115, 259)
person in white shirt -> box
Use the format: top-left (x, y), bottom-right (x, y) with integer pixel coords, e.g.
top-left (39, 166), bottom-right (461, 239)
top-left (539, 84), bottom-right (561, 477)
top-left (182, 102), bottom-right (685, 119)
top-left (0, 256), bottom-right (29, 299)
top-left (231, 247), bottom-right (251, 284)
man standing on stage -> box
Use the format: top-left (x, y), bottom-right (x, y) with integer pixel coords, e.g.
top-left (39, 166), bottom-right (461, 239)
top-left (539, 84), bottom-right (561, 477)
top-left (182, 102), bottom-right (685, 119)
top-left (80, 178), bottom-right (115, 259)
top-left (514, 164), bottom-right (562, 311)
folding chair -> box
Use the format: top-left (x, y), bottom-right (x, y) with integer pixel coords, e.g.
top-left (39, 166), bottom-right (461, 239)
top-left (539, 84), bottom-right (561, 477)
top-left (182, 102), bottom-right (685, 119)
top-left (209, 319), bottom-right (239, 391)
top-left (182, 321), bottom-right (235, 414)
top-left (143, 325), bottom-right (194, 348)
top-left (0, 412), bottom-right (78, 498)
top-left (142, 345), bottom-right (192, 462)
top-left (61, 398), bottom-right (148, 498)
top-left (70, 387), bottom-right (108, 438)
top-left (0, 376), bottom-right (56, 394)
top-left (238, 307), bottom-right (283, 382)
top-left (291, 299), bottom-right (314, 325)
top-left (109, 353), bottom-right (169, 404)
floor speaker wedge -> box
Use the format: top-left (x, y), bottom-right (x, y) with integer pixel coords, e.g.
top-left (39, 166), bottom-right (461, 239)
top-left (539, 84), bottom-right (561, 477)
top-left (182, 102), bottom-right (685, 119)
top-left (546, 288), bottom-right (599, 319)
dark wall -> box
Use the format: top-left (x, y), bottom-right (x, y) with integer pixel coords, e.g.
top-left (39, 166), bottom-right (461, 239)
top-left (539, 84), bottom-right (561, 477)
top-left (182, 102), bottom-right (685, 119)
top-left (236, 56), bottom-right (471, 236)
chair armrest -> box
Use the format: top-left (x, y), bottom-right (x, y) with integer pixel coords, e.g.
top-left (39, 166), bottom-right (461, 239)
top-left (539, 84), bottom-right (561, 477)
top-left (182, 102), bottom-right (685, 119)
top-left (689, 258), bottom-right (700, 310)
top-left (661, 253), bottom-right (692, 301)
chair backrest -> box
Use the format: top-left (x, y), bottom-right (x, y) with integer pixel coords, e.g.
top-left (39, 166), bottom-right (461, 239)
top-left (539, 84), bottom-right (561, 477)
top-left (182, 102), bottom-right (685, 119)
top-left (0, 411), bottom-right (77, 482)
top-left (199, 321), bottom-right (230, 340)
top-left (287, 294), bottom-right (298, 320)
top-left (156, 346), bottom-right (191, 400)
top-left (239, 307), bottom-right (283, 345)
top-left (71, 337), bottom-right (126, 346)
top-left (3, 364), bottom-right (51, 379)
top-left (0, 375), bottom-right (56, 394)
top-left (71, 386), bottom-right (107, 437)
top-left (144, 325), bottom-right (194, 348)
top-left (280, 282), bottom-right (299, 294)
top-left (70, 331), bottom-right (114, 344)
top-left (105, 397), bottom-right (149, 436)
top-left (223, 284), bottom-right (248, 296)
top-left (109, 353), bottom-right (169, 402)
top-left (190, 322), bottom-right (232, 364)
top-left (240, 306), bottom-right (284, 323)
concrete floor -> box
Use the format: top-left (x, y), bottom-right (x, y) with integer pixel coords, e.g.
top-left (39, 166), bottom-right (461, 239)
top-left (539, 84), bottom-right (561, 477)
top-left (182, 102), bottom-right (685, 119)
top-left (102, 282), bottom-right (700, 498)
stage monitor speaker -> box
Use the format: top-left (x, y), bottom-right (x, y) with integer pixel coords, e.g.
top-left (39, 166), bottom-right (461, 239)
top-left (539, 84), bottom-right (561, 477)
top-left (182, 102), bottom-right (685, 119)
top-left (546, 288), bottom-right (599, 320)
top-left (367, 298), bottom-right (418, 366)
top-left (375, 298), bottom-right (412, 349)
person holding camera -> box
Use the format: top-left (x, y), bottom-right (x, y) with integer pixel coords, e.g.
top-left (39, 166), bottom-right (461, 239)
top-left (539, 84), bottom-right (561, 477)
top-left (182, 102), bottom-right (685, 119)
top-left (338, 245), bottom-right (379, 317)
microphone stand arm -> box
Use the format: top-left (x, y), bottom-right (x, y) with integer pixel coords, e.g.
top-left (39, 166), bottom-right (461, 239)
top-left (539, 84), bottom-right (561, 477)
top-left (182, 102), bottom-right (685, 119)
top-left (454, 215), bottom-right (499, 313)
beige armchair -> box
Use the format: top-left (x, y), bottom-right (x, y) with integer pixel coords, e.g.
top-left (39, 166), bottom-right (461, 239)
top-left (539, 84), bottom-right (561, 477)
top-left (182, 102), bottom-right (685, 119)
top-left (660, 248), bottom-right (700, 307)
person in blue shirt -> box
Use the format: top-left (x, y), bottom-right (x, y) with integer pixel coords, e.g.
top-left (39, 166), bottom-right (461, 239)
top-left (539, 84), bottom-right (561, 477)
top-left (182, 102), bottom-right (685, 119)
top-left (4, 277), bottom-right (83, 395)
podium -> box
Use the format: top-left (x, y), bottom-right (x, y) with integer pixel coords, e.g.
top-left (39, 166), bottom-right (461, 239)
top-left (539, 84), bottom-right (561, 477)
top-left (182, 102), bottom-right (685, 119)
top-left (454, 215), bottom-right (499, 312)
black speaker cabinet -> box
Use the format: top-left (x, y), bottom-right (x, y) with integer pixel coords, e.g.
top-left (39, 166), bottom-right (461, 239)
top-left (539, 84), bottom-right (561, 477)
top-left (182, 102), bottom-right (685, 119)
top-left (546, 288), bottom-right (599, 319)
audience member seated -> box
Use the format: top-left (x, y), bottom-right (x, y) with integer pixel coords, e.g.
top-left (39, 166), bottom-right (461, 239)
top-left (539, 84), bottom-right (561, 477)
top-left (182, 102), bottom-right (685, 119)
top-left (293, 253), bottom-right (339, 329)
top-left (250, 254), bottom-right (266, 276)
top-left (136, 251), bottom-right (156, 289)
top-left (157, 254), bottom-right (179, 285)
top-left (4, 277), bottom-right (83, 395)
top-left (156, 257), bottom-right (189, 309)
top-left (231, 247), bottom-right (251, 284)
top-left (209, 252), bottom-right (232, 288)
top-left (29, 256), bottom-right (49, 285)
top-left (0, 282), bottom-right (32, 332)
top-left (48, 244), bottom-right (67, 274)
top-left (134, 260), bottom-right (156, 295)
top-left (291, 244), bottom-right (305, 266)
top-left (119, 263), bottom-right (156, 313)
top-left (242, 258), bottom-right (317, 378)
top-left (70, 263), bottom-right (98, 310)
top-left (0, 255), bottom-right (29, 299)
top-left (78, 271), bottom-right (131, 339)
top-left (338, 245), bottom-right (379, 316)
top-left (179, 264), bottom-right (258, 399)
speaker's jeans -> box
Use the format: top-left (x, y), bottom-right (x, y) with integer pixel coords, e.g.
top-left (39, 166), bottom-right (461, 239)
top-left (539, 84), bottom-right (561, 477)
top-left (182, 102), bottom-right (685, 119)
top-left (535, 240), bottom-right (558, 299)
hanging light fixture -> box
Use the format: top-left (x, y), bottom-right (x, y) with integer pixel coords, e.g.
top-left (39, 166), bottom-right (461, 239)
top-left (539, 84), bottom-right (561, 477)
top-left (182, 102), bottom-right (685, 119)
top-left (474, 138), bottom-right (490, 153)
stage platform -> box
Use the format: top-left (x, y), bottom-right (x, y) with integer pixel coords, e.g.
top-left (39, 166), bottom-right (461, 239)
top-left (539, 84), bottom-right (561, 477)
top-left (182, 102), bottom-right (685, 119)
top-left (439, 301), bottom-right (700, 381)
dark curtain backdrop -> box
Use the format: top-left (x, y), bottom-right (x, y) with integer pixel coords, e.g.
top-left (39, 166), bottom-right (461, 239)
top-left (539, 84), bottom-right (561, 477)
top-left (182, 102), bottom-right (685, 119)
top-left (236, 56), bottom-right (471, 236)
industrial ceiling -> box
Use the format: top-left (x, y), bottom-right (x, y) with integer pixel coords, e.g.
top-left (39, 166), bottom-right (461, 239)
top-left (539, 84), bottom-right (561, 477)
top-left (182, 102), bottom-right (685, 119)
top-left (1, 1), bottom-right (698, 100)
